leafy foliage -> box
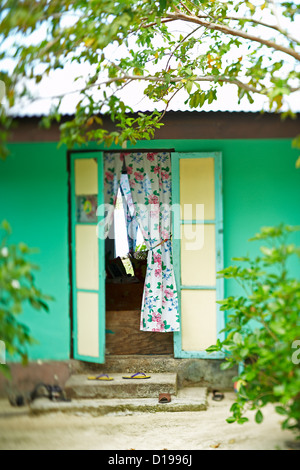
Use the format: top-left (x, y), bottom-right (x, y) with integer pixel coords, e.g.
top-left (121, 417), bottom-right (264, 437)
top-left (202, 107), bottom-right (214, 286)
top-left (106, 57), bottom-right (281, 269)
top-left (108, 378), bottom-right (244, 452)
top-left (0, 220), bottom-right (52, 376)
top-left (0, 1), bottom-right (299, 157)
top-left (207, 224), bottom-right (300, 436)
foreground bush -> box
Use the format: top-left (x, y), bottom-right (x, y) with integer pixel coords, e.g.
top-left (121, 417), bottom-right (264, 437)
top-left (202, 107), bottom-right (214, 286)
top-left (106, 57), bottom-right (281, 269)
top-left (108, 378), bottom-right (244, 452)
top-left (207, 225), bottom-right (300, 437)
top-left (0, 221), bottom-right (52, 376)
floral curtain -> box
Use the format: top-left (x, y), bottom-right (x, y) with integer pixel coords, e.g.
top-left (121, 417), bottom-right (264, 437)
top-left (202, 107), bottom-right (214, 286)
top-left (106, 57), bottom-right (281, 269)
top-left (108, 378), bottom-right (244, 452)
top-left (124, 152), bottom-right (179, 332)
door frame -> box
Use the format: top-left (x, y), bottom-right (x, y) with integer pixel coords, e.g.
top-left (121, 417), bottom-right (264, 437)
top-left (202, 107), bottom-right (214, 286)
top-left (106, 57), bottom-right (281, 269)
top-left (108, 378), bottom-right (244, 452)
top-left (67, 146), bottom-right (225, 361)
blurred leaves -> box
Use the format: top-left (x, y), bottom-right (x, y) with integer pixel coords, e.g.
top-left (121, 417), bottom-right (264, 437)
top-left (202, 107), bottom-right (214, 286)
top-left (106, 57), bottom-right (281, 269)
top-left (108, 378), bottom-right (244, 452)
top-left (208, 224), bottom-right (300, 437)
top-left (0, 220), bottom-right (53, 371)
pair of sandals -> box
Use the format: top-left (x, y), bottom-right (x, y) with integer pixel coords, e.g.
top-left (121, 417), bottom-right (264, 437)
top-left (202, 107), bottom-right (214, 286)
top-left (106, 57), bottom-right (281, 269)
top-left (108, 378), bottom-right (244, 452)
top-left (9, 383), bottom-right (71, 407)
top-left (87, 374), bottom-right (171, 403)
top-left (30, 383), bottom-right (71, 402)
top-left (87, 372), bottom-right (151, 381)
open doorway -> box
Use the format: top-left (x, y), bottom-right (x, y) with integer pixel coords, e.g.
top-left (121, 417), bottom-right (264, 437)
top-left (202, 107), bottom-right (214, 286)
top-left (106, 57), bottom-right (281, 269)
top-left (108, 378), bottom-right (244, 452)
top-left (105, 171), bottom-right (174, 356)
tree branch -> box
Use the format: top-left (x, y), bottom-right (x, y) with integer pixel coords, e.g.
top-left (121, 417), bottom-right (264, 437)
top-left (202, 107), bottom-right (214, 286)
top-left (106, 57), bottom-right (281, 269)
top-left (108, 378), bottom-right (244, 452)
top-left (140, 18), bottom-right (175, 29)
top-left (180, 1), bottom-right (193, 16)
top-left (165, 25), bottom-right (202, 72)
top-left (225, 15), bottom-right (300, 44)
top-left (142, 14), bottom-right (300, 44)
top-left (39, 73), bottom-right (269, 102)
top-left (166, 11), bottom-right (300, 61)
top-left (157, 84), bottom-right (185, 122)
top-left (268, 0), bottom-right (283, 31)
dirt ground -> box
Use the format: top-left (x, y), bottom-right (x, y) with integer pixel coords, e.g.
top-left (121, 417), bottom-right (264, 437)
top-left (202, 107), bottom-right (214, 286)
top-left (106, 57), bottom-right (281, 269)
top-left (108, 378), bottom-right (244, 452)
top-left (0, 392), bottom-right (298, 451)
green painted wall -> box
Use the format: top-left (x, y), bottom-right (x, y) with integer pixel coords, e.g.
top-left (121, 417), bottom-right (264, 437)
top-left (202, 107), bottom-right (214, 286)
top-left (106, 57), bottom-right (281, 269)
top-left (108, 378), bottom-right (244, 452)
top-left (167, 138), bottom-right (300, 272)
top-left (0, 143), bottom-right (70, 361)
top-left (1, 138), bottom-right (299, 361)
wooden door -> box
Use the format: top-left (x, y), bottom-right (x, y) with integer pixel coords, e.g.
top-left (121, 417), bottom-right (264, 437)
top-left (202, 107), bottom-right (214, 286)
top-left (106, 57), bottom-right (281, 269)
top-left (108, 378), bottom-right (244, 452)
top-left (70, 152), bottom-right (105, 363)
top-left (172, 152), bottom-right (225, 359)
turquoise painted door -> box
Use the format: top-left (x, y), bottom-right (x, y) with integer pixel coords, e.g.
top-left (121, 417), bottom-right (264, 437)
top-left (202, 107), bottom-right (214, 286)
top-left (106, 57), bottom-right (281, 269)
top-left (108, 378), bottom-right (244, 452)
top-left (70, 152), bottom-right (105, 363)
top-left (172, 152), bottom-right (225, 359)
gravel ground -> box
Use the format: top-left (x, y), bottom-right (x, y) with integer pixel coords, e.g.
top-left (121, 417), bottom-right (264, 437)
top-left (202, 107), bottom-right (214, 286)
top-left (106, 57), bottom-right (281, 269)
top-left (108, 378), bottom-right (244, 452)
top-left (0, 392), bottom-right (298, 451)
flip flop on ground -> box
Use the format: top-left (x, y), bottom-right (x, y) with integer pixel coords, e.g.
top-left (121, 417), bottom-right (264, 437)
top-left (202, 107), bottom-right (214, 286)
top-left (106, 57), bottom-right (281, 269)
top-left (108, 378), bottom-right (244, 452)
top-left (122, 372), bottom-right (151, 379)
top-left (87, 374), bottom-right (114, 381)
top-left (158, 393), bottom-right (171, 403)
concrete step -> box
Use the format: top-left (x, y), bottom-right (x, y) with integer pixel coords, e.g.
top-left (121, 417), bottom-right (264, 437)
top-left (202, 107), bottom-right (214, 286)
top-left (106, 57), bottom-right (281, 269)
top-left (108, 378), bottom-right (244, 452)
top-left (30, 387), bottom-right (208, 416)
top-left (70, 355), bottom-right (178, 375)
top-left (69, 355), bottom-right (237, 391)
top-left (64, 373), bottom-right (177, 400)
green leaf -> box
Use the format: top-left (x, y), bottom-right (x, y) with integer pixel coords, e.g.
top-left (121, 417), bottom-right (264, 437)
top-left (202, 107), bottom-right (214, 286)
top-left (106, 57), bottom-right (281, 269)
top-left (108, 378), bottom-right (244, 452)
top-left (220, 361), bottom-right (234, 370)
top-left (275, 406), bottom-right (288, 416)
top-left (273, 385), bottom-right (285, 396)
top-left (206, 344), bottom-right (220, 352)
top-left (240, 347), bottom-right (249, 358)
top-left (185, 81), bottom-right (193, 94)
top-left (255, 410), bottom-right (264, 424)
top-left (226, 417), bottom-right (236, 424)
top-left (237, 417), bottom-right (249, 424)
top-left (159, 0), bottom-right (167, 12)
top-left (260, 246), bottom-right (273, 256)
top-left (243, 370), bottom-right (256, 381)
top-left (233, 332), bottom-right (243, 345)
top-left (1, 220), bottom-right (12, 234)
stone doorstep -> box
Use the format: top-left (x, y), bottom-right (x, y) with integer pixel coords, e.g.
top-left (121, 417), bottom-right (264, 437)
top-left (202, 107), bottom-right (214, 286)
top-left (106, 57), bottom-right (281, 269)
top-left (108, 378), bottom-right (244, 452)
top-left (71, 356), bottom-right (178, 375)
top-left (70, 356), bottom-right (237, 391)
top-left (64, 373), bottom-right (178, 400)
top-left (29, 387), bottom-right (208, 416)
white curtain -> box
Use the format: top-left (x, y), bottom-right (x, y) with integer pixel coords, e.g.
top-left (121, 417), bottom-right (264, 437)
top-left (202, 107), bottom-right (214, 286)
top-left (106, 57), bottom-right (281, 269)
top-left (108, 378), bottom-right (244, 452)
top-left (120, 173), bottom-right (139, 253)
top-left (103, 153), bottom-right (124, 238)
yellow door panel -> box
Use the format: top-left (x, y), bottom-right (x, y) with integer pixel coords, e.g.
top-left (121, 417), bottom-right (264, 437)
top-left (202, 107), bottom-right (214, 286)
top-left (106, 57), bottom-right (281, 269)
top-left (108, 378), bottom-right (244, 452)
top-left (180, 158), bottom-right (215, 220)
top-left (75, 224), bottom-right (99, 291)
top-left (181, 290), bottom-right (217, 351)
top-left (181, 224), bottom-right (216, 286)
top-left (77, 292), bottom-right (99, 357)
top-left (75, 158), bottom-right (98, 195)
